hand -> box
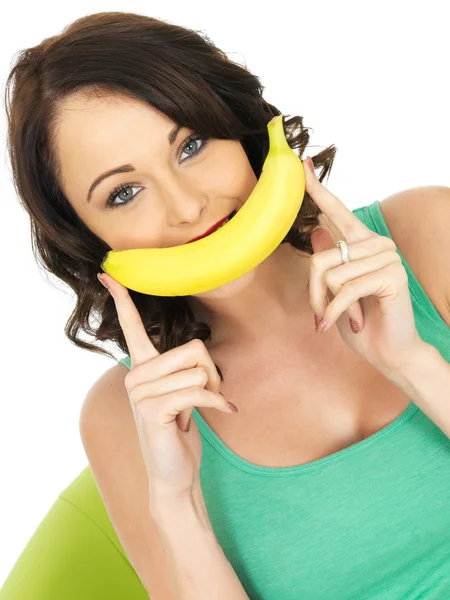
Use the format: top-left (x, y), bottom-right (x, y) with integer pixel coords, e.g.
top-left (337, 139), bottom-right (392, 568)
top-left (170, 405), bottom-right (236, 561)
top-left (303, 157), bottom-right (423, 374)
top-left (97, 272), bottom-right (235, 502)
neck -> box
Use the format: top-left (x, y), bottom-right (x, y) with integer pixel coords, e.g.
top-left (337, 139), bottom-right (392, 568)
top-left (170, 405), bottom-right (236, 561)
top-left (186, 244), bottom-right (314, 349)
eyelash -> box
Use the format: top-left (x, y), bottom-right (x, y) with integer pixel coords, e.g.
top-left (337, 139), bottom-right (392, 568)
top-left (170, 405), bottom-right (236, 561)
top-left (105, 133), bottom-right (210, 209)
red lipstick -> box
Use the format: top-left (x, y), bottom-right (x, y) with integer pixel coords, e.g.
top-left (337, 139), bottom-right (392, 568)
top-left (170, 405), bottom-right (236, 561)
top-left (188, 211), bottom-right (236, 243)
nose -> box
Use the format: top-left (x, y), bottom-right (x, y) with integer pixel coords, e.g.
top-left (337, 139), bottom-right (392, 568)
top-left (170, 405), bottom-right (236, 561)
top-left (157, 180), bottom-right (206, 226)
top-left (167, 199), bottom-right (207, 227)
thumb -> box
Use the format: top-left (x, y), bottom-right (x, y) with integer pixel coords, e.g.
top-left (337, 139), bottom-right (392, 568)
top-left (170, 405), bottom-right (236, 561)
top-left (310, 227), bottom-right (336, 254)
top-left (310, 227), bottom-right (338, 307)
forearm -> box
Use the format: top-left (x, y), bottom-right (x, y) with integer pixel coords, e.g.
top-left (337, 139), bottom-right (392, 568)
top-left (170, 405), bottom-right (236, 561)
top-left (150, 488), bottom-right (250, 600)
top-left (383, 341), bottom-right (450, 438)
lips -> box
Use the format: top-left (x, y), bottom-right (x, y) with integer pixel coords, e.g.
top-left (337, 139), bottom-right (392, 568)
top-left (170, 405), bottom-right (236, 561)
top-left (188, 210), bottom-right (237, 243)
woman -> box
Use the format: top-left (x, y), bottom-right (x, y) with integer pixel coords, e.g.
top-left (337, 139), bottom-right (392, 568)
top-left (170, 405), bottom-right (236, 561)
top-left (2, 11), bottom-right (450, 600)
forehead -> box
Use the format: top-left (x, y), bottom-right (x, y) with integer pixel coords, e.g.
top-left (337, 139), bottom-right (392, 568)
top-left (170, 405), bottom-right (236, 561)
top-left (57, 90), bottom-right (171, 139)
top-left (55, 91), bottom-right (174, 196)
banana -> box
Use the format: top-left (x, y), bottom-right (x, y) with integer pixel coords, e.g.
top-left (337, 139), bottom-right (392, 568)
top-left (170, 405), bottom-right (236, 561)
top-left (100, 114), bottom-right (306, 296)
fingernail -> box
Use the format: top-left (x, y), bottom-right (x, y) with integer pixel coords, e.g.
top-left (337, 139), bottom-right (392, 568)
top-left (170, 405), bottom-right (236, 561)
top-left (349, 318), bottom-right (361, 334)
top-left (184, 417), bottom-right (192, 432)
top-left (97, 273), bottom-right (110, 290)
top-left (316, 319), bottom-right (328, 333)
top-left (314, 314), bottom-right (323, 329)
top-left (228, 402), bottom-right (239, 413)
top-left (305, 156), bottom-right (315, 174)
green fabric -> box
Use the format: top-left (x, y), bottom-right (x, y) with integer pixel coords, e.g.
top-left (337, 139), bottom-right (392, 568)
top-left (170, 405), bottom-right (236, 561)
top-left (1, 200), bottom-right (449, 599)
top-left (0, 467), bottom-right (149, 599)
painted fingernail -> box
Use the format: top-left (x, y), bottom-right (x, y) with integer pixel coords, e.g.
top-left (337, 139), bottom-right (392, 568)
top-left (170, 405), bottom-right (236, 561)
top-left (316, 319), bottom-right (328, 333)
top-left (97, 273), bottom-right (110, 290)
top-left (228, 402), bottom-right (239, 413)
top-left (306, 156), bottom-right (315, 174)
top-left (349, 318), bottom-right (361, 334)
top-left (314, 314), bottom-right (323, 329)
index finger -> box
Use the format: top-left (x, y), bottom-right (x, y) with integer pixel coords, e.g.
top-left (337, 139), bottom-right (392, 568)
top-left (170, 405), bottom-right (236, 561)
top-left (99, 272), bottom-right (159, 367)
top-left (304, 159), bottom-right (375, 244)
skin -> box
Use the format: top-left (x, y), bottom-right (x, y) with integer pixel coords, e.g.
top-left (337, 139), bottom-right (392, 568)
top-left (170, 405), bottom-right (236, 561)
top-left (56, 90), bottom-right (334, 350)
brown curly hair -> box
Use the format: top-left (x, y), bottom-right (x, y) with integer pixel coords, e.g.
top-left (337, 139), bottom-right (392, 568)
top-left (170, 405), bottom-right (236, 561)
top-left (4, 11), bottom-right (337, 382)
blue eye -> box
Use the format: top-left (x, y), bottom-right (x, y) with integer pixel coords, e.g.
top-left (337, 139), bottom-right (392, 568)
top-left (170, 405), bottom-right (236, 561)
top-left (105, 134), bottom-right (210, 209)
top-left (105, 184), bottom-right (142, 210)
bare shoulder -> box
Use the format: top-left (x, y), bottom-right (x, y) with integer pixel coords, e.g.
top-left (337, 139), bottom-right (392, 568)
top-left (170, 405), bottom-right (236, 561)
top-left (379, 186), bottom-right (450, 327)
top-left (79, 363), bottom-right (175, 599)
top-left (79, 363), bottom-right (131, 457)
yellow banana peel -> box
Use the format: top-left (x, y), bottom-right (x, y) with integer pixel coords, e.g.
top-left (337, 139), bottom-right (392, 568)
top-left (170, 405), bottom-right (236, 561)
top-left (100, 114), bottom-right (306, 296)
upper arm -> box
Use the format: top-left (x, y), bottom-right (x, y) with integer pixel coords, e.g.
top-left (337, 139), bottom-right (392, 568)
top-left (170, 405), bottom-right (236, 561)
top-left (379, 185), bottom-right (450, 327)
top-left (79, 363), bottom-right (175, 599)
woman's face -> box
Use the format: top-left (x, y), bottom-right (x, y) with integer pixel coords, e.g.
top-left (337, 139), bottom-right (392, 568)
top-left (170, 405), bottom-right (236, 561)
top-left (56, 90), bottom-right (256, 251)
top-left (56, 90), bottom-right (263, 301)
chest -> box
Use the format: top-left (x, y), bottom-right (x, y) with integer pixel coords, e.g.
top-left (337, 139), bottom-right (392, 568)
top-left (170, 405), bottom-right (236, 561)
top-left (196, 342), bottom-right (411, 468)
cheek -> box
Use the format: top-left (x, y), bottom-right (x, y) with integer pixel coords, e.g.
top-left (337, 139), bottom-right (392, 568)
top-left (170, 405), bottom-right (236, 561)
top-left (108, 224), bottom-right (163, 251)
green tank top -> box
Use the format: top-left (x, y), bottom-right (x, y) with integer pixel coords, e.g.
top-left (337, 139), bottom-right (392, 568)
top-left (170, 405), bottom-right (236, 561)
top-left (2, 200), bottom-right (448, 599)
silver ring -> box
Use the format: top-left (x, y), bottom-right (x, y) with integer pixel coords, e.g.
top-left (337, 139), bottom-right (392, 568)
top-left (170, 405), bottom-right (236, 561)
top-left (336, 240), bottom-right (350, 264)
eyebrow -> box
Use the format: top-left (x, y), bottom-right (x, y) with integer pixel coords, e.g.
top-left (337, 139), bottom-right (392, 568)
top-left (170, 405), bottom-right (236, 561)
top-left (86, 123), bottom-right (183, 203)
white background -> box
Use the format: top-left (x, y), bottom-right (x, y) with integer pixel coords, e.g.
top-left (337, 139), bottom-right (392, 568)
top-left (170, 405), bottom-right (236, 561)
top-left (1, 0), bottom-right (449, 587)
